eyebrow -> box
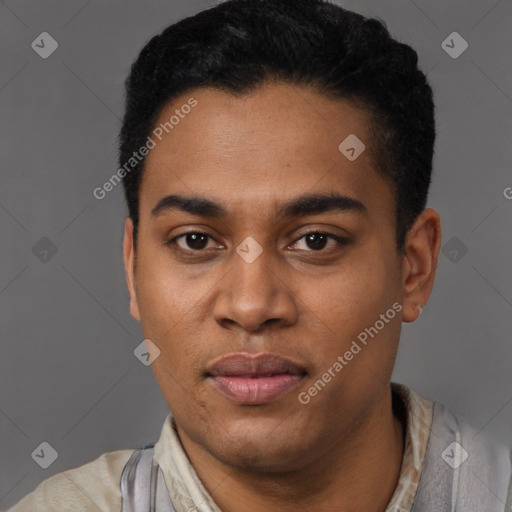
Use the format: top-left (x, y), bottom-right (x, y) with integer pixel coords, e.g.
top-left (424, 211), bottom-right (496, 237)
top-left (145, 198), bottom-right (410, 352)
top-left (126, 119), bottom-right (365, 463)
top-left (151, 192), bottom-right (367, 220)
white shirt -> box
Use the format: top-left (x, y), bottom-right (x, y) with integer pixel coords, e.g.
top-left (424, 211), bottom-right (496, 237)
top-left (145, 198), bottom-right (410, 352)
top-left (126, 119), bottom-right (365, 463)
top-left (8, 382), bottom-right (434, 512)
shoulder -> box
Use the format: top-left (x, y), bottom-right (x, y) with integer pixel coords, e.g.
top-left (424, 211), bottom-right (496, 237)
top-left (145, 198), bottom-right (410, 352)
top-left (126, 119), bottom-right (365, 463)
top-left (429, 400), bottom-right (512, 509)
top-left (432, 399), bottom-right (511, 465)
top-left (7, 449), bottom-right (135, 512)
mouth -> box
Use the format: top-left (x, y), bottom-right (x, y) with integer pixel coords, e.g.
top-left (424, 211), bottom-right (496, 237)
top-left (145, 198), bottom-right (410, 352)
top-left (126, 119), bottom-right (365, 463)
top-left (206, 353), bottom-right (307, 405)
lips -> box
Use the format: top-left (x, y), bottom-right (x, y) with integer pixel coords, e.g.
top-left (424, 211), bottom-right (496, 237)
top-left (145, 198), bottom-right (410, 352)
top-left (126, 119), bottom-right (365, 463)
top-left (206, 353), bottom-right (307, 405)
top-left (207, 353), bottom-right (306, 377)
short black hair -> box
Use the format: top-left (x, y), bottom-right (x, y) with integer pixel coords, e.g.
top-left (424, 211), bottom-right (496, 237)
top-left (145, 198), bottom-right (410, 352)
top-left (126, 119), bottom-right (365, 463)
top-left (119, 0), bottom-right (435, 253)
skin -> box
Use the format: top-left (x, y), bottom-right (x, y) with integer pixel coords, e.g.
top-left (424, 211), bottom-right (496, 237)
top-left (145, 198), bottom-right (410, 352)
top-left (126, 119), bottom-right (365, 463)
top-left (123, 81), bottom-right (441, 512)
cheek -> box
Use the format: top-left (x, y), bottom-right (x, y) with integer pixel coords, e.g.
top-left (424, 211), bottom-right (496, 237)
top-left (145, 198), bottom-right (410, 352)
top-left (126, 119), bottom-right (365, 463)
top-left (135, 268), bottom-right (198, 372)
top-left (303, 252), bottom-right (401, 378)
top-left (313, 254), bottom-right (396, 330)
top-left (135, 246), bottom-right (197, 328)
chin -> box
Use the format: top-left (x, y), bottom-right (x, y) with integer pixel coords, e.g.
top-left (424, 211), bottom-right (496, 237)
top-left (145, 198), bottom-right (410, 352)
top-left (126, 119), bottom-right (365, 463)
top-left (203, 419), bottom-right (313, 473)
top-left (215, 442), bottom-right (307, 473)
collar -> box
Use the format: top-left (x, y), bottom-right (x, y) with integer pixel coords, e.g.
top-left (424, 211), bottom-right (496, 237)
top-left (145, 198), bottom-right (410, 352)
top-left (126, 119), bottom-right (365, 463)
top-left (153, 382), bottom-right (434, 512)
top-left (386, 382), bottom-right (434, 510)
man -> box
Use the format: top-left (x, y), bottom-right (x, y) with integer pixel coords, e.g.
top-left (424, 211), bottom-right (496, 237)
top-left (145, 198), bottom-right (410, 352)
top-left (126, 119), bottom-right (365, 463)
top-left (9, 0), bottom-right (512, 511)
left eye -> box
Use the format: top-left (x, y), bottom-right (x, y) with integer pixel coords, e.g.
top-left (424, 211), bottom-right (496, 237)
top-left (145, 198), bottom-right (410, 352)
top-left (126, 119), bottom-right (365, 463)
top-left (290, 232), bottom-right (348, 251)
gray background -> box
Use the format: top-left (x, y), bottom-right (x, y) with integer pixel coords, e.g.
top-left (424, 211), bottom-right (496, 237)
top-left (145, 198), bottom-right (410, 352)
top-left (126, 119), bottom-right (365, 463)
top-left (1, 0), bottom-right (511, 509)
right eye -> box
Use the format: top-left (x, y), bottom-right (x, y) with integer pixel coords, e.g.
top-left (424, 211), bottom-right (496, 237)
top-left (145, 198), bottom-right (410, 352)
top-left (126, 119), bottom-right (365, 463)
top-left (165, 230), bottom-right (221, 253)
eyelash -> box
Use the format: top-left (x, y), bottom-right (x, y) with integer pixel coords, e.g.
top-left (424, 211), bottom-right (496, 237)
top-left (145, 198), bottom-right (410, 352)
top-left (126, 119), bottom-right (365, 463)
top-left (165, 229), bottom-right (349, 256)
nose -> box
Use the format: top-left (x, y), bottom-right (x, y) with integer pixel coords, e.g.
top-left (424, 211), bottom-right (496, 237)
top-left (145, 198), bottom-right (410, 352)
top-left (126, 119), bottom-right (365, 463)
top-left (212, 242), bottom-right (299, 333)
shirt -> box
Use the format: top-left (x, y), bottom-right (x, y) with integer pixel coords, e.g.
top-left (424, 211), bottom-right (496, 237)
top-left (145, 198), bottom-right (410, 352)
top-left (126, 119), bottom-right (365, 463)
top-left (7, 382), bottom-right (434, 512)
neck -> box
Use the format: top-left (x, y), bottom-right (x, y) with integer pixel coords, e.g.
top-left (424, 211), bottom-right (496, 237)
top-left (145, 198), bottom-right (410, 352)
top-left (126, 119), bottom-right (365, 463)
top-left (176, 385), bottom-right (405, 512)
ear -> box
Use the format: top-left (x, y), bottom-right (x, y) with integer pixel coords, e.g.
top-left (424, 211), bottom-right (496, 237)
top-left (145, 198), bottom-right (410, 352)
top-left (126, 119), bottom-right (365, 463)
top-left (401, 208), bottom-right (442, 323)
top-left (123, 217), bottom-right (141, 321)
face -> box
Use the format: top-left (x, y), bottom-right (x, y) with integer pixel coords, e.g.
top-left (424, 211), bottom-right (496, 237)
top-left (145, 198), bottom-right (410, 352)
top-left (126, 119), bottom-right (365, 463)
top-left (124, 81), bottom-right (438, 472)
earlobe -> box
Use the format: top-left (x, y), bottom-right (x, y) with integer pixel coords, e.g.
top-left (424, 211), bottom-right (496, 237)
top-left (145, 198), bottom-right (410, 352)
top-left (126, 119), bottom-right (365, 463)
top-left (401, 208), bottom-right (441, 323)
top-left (123, 217), bottom-right (141, 321)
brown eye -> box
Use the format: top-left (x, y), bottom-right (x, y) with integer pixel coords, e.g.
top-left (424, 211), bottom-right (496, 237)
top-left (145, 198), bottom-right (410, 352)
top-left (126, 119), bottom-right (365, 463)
top-left (166, 231), bottom-right (216, 252)
top-left (291, 231), bottom-right (349, 252)
top-left (304, 232), bottom-right (328, 250)
top-left (181, 232), bottom-right (209, 250)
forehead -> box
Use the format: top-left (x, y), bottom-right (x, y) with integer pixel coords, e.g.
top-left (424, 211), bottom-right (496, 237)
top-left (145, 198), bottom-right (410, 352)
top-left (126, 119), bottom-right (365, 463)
top-left (139, 82), bottom-right (392, 219)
